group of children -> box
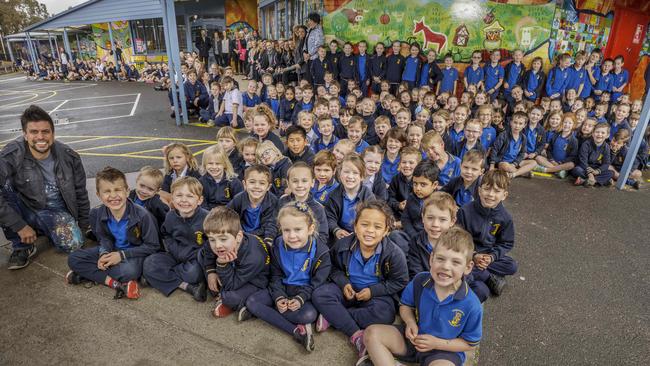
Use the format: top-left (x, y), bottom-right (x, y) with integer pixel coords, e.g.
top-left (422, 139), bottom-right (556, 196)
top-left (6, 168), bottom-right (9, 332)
top-left (62, 41), bottom-right (650, 366)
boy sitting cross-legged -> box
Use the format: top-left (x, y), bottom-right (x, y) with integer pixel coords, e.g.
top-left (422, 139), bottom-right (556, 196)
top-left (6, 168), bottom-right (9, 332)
top-left (67, 167), bottom-right (160, 299)
top-left (359, 227), bottom-right (482, 366)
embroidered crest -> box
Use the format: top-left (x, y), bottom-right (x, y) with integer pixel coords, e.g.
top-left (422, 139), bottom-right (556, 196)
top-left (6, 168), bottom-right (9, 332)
top-left (195, 231), bottom-right (204, 245)
top-left (449, 309), bottom-right (465, 327)
top-left (224, 187), bottom-right (231, 199)
top-left (133, 225), bottom-right (141, 239)
top-left (275, 177), bottom-right (282, 188)
top-left (490, 223), bottom-right (501, 236)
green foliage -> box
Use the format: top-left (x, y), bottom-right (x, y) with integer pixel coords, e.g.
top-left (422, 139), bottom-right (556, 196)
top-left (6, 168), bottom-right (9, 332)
top-left (0, 0), bottom-right (49, 34)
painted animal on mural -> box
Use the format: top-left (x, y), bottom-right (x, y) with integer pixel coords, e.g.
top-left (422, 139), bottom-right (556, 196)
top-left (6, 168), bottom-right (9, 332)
top-left (412, 18), bottom-right (448, 52)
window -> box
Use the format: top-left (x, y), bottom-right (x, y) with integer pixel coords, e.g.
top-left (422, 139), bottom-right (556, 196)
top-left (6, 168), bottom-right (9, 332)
top-left (131, 18), bottom-right (166, 54)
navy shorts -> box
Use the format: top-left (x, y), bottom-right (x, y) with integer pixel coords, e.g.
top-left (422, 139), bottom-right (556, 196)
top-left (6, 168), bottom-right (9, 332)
top-left (394, 324), bottom-right (463, 366)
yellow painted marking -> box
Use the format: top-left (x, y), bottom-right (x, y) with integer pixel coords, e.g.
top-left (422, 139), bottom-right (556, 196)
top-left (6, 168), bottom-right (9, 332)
top-left (0, 90), bottom-right (57, 109)
top-left (124, 142), bottom-right (214, 156)
top-left (79, 152), bottom-right (163, 160)
top-left (192, 147), bottom-right (211, 157)
top-left (75, 138), bottom-right (157, 152)
top-left (532, 172), bottom-right (554, 178)
top-left (55, 135), bottom-right (216, 143)
top-left (60, 136), bottom-right (110, 144)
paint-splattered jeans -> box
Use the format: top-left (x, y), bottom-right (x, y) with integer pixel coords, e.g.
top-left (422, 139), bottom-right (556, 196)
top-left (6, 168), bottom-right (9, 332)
top-left (1, 184), bottom-right (84, 253)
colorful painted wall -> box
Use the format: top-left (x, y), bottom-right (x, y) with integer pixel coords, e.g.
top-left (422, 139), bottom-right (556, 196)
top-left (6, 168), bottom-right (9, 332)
top-left (226, 0), bottom-right (257, 32)
top-left (91, 21), bottom-right (134, 64)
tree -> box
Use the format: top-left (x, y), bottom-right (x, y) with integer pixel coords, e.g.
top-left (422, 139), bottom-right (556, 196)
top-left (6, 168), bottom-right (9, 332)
top-left (0, 0), bottom-right (49, 35)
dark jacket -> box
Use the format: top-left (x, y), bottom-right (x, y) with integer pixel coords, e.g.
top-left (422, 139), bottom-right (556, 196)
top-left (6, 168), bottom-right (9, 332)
top-left (577, 139), bottom-right (611, 171)
top-left (228, 149), bottom-right (245, 177)
top-left (370, 173), bottom-right (388, 201)
top-left (195, 35), bottom-right (212, 58)
top-left (269, 237), bottom-right (331, 303)
top-left (227, 191), bottom-right (278, 244)
top-left (161, 208), bottom-right (209, 262)
top-left (385, 54), bottom-right (405, 83)
top-left (324, 185), bottom-right (375, 239)
top-left (401, 193), bottom-right (423, 238)
top-left (0, 138), bottom-right (90, 232)
top-left (407, 230), bottom-right (433, 279)
top-left (369, 54), bottom-right (387, 81)
top-left (91, 200), bottom-right (160, 258)
top-left (329, 234), bottom-right (408, 300)
top-left (278, 194), bottom-right (329, 244)
top-left (420, 61), bottom-right (443, 89)
top-left (162, 168), bottom-right (202, 193)
top-left (457, 200), bottom-right (514, 262)
top-left (441, 176), bottom-right (482, 208)
top-left (310, 57), bottom-right (333, 85)
top-left (279, 98), bottom-right (297, 124)
top-left (387, 172), bottom-right (412, 216)
top-left (490, 130), bottom-right (528, 166)
top-left (287, 147), bottom-right (315, 165)
top-left (503, 61), bottom-right (526, 91)
top-left (200, 232), bottom-right (270, 290)
top-left (127, 191), bottom-right (169, 230)
top-left (269, 157), bottom-right (292, 197)
top-left (200, 174), bottom-right (244, 209)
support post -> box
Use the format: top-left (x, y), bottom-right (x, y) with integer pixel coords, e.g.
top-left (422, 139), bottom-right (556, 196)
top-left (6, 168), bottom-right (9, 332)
top-left (75, 33), bottom-right (81, 60)
top-left (63, 27), bottom-right (72, 59)
top-left (25, 32), bottom-right (39, 74)
top-left (285, 0), bottom-right (289, 38)
top-left (47, 31), bottom-right (55, 58)
top-left (7, 40), bottom-right (15, 63)
top-left (615, 91), bottom-right (650, 189)
top-left (185, 15), bottom-right (192, 53)
top-left (166, 0), bottom-right (188, 124)
top-left (161, 0), bottom-right (181, 126)
top-left (107, 22), bottom-right (119, 68)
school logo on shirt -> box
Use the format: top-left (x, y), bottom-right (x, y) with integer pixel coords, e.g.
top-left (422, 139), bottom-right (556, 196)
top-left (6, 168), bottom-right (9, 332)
top-left (397, 59), bottom-right (401, 64)
top-left (597, 154), bottom-right (603, 162)
top-left (490, 223), bottom-right (501, 236)
top-left (320, 191), bottom-right (327, 201)
top-left (224, 187), bottom-right (231, 199)
top-left (195, 231), bottom-right (204, 245)
top-left (290, 102), bottom-right (295, 109)
top-left (350, 60), bottom-right (354, 66)
top-left (132, 225), bottom-right (141, 239)
top-left (301, 258), bottom-right (311, 272)
top-left (275, 177), bottom-right (282, 188)
top-left (449, 309), bottom-right (465, 327)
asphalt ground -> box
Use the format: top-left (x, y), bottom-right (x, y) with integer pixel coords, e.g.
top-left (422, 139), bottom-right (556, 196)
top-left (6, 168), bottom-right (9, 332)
top-left (0, 74), bottom-right (648, 365)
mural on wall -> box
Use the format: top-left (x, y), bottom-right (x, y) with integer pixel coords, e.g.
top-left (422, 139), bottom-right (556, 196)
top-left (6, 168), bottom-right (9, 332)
top-left (323, 0), bottom-right (556, 63)
top-left (91, 22), bottom-right (133, 63)
top-left (549, 0), bottom-right (612, 61)
top-left (226, 0), bottom-right (257, 32)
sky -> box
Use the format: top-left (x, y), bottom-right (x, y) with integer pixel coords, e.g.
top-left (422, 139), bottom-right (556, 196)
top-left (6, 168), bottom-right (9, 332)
top-left (41, 0), bottom-right (87, 15)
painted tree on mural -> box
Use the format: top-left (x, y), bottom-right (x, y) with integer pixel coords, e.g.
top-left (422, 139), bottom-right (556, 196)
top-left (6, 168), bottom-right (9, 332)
top-left (323, 0), bottom-right (556, 62)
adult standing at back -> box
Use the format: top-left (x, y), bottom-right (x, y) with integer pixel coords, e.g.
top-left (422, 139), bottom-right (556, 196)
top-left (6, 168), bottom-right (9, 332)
top-left (1, 105), bottom-right (89, 270)
top-left (303, 13), bottom-right (324, 61)
top-left (195, 29), bottom-right (212, 66)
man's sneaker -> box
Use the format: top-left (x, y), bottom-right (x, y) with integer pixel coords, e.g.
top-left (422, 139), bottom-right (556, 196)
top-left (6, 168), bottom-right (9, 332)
top-left (212, 300), bottom-right (233, 318)
top-left (574, 177), bottom-right (585, 186)
top-left (355, 354), bottom-right (373, 366)
top-left (185, 282), bottom-right (207, 302)
top-left (555, 170), bottom-right (568, 179)
top-left (533, 165), bottom-right (546, 173)
top-left (293, 324), bottom-right (315, 352)
top-left (65, 270), bottom-right (83, 285)
top-left (350, 330), bottom-right (366, 358)
top-left (486, 274), bottom-right (506, 296)
top-left (7, 246), bottom-right (37, 270)
top-left (115, 280), bottom-right (140, 300)
top-left (237, 306), bottom-right (253, 322)
top-left (316, 314), bottom-right (330, 333)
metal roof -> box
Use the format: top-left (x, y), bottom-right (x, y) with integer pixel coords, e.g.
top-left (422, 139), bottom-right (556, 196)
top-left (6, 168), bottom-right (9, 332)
top-left (24, 0), bottom-right (164, 32)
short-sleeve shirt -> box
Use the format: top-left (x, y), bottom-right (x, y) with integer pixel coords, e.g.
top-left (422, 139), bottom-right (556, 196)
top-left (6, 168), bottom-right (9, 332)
top-left (224, 89), bottom-right (243, 116)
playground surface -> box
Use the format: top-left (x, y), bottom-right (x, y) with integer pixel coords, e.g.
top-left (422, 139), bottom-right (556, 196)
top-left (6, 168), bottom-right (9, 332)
top-left (0, 74), bottom-right (648, 365)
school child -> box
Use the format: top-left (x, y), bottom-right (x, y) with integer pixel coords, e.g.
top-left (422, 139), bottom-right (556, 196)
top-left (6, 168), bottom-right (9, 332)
top-left (312, 151), bottom-right (340, 205)
top-left (362, 146), bottom-right (389, 201)
top-left (311, 46), bottom-right (332, 87)
top-left (607, 129), bottom-right (639, 188)
top-left (407, 123), bottom-right (425, 152)
top-left (380, 129), bottom-right (407, 184)
top-left (491, 112), bottom-right (537, 178)
top-left (593, 59), bottom-right (614, 101)
top-left (566, 51), bottom-right (587, 98)
top-left (245, 202), bottom-right (331, 351)
top-left (438, 54), bottom-right (458, 95)
top-left (385, 41), bottom-right (405, 94)
top-left (562, 88), bottom-right (578, 113)
top-left (582, 51), bottom-right (601, 99)
top-left (355, 41), bottom-right (371, 95)
top-left (332, 139), bottom-right (356, 164)
top-left (347, 116), bottom-right (370, 154)
top-left (312, 117), bottom-right (339, 153)
top-left (292, 84), bottom-right (315, 123)
top-left (325, 154), bottom-right (375, 242)
top-left (400, 160), bottom-right (441, 238)
top-left (402, 42), bottom-right (422, 90)
top-left (545, 53), bottom-right (571, 100)
top-left (256, 140), bottom-right (291, 197)
top-left (265, 85), bottom-right (281, 116)
top-left (442, 150), bottom-right (486, 207)
top-left (523, 105), bottom-right (547, 161)
top-left (429, 110), bottom-right (452, 147)
top-left (571, 123), bottom-right (614, 187)
top-left (215, 76), bottom-right (244, 128)
top-left (629, 112), bottom-right (640, 135)
top-left (252, 104), bottom-right (285, 154)
top-left (464, 50), bottom-right (485, 91)
top-left (337, 42), bottom-right (357, 95)
top-left (236, 137), bottom-right (259, 180)
top-left (522, 56), bottom-right (546, 103)
top-left (450, 104), bottom-right (470, 145)
top-left (128, 166), bottom-right (169, 230)
top-left (373, 115), bottom-right (391, 145)
top-left (611, 56), bottom-right (629, 103)
top-left (369, 42), bottom-right (387, 94)
top-left (215, 126), bottom-right (243, 176)
top-left (576, 117), bottom-right (597, 150)
top-left (279, 86), bottom-right (297, 132)
top-left (199, 206), bottom-right (270, 318)
top-left (388, 147), bottom-right (422, 216)
top-left (286, 125), bottom-right (315, 165)
top-left (200, 146), bottom-right (244, 209)
top-left (200, 82), bottom-right (222, 125)
top-left (141, 177), bottom-right (208, 301)
top-left (182, 69), bottom-right (209, 116)
top-left (609, 102), bottom-right (631, 139)
top-left (543, 110), bottom-right (563, 148)
top-left (483, 50), bottom-right (504, 101)
top-left (458, 170), bottom-right (517, 302)
top-left (67, 167), bottom-right (159, 299)
top-left (160, 143), bottom-right (202, 203)
top-left (394, 108), bottom-right (411, 137)
top-left (419, 49), bottom-right (443, 90)
top-left (360, 227), bottom-right (482, 366)
top-left (503, 49), bottom-right (526, 100)
top-left (242, 80), bottom-right (262, 111)
top-left (227, 164), bottom-right (279, 245)
top-left (312, 200), bottom-right (409, 358)
top-left (427, 133), bottom-right (460, 186)
top-left (452, 119), bottom-right (485, 160)
top-left (326, 40), bottom-right (342, 79)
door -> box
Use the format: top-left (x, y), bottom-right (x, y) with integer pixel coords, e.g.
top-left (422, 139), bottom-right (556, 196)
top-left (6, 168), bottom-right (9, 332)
top-left (604, 7), bottom-right (650, 74)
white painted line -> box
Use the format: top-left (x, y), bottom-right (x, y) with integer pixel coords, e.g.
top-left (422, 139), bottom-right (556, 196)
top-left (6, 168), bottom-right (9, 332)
top-left (0, 113), bottom-right (21, 118)
top-left (0, 76), bottom-right (27, 83)
top-left (1, 93), bottom-right (139, 109)
top-left (0, 94), bottom-right (34, 102)
top-left (130, 93), bottom-right (141, 116)
top-left (55, 101), bottom-right (135, 112)
top-left (49, 100), bottom-right (68, 113)
top-left (0, 114), bottom-right (135, 133)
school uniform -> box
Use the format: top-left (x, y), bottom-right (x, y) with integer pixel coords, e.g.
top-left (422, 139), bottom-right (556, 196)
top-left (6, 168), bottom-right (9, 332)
top-left (419, 60), bottom-right (443, 90)
top-left (522, 69), bottom-right (545, 101)
top-left (523, 123), bottom-right (546, 156)
top-left (200, 174), bottom-right (244, 209)
top-left (398, 273), bottom-right (482, 366)
top-left (242, 92), bottom-right (262, 108)
top-left (128, 191), bottom-right (169, 230)
top-left (448, 127), bottom-right (465, 146)
top-left (463, 65), bottom-right (484, 89)
top-left (400, 193), bottom-right (425, 239)
top-left (387, 172), bottom-right (412, 216)
top-left (457, 199), bottom-right (517, 303)
top-left (310, 57), bottom-right (332, 86)
top-left (490, 130), bottom-right (527, 167)
top-left (254, 131), bottom-right (286, 155)
top-left (581, 64), bottom-right (600, 99)
top-left (68, 201), bottom-right (159, 285)
top-left (279, 194), bottom-right (329, 244)
top-left (406, 230), bottom-right (435, 279)
top-left (326, 50), bottom-right (342, 79)
top-left (440, 67), bottom-right (459, 94)
top-left (287, 147), bottom-right (315, 165)
top-left (311, 179), bottom-right (339, 206)
top-left (142, 208), bottom-right (209, 296)
top-left (546, 132), bottom-right (578, 164)
top-left (609, 118), bottom-right (630, 140)
top-left (228, 149), bottom-right (245, 177)
top-left (385, 53), bottom-right (405, 93)
top-left (566, 66), bottom-right (587, 95)
top-left (483, 63), bottom-right (504, 100)
top-left (545, 65), bottom-right (570, 99)
top-left (356, 53), bottom-right (370, 94)
top-left (291, 100), bottom-right (314, 123)
top-left (363, 172), bottom-right (388, 202)
top-left (227, 191), bottom-right (279, 244)
top-left (199, 232), bottom-right (271, 310)
top-left (278, 98), bottom-right (297, 124)
top-left (451, 138), bottom-right (486, 161)
top-left (369, 54), bottom-right (387, 94)
top-left (503, 61), bottom-right (525, 97)
top-left (381, 155), bottom-right (400, 184)
top-left (338, 54), bottom-right (357, 94)
top-left (354, 139), bottom-right (370, 154)
top-left (611, 69), bottom-right (629, 102)
top-left (161, 167), bottom-right (202, 193)
top-left (593, 72), bottom-right (614, 101)
top-left (437, 153), bottom-right (461, 186)
top-left (183, 80), bottom-right (209, 112)
top-left (311, 135), bottom-right (339, 153)
top-left (311, 234), bottom-right (409, 337)
top-left (199, 93), bottom-right (223, 122)
top-left (324, 185), bottom-right (374, 241)
top-left (570, 139), bottom-right (614, 185)
top-left (441, 175), bottom-right (482, 208)
top-left (265, 97), bottom-right (281, 117)
top-left (246, 236), bottom-right (331, 335)
top-left (402, 55), bottom-right (422, 90)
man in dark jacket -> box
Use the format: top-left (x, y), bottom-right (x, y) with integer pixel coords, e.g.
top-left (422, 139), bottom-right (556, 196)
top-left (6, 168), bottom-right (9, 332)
top-left (195, 29), bottom-right (212, 65)
top-left (1, 105), bottom-right (90, 269)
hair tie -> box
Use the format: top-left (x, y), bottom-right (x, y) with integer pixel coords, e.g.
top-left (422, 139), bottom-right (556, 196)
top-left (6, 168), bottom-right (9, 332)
top-left (294, 201), bottom-right (309, 213)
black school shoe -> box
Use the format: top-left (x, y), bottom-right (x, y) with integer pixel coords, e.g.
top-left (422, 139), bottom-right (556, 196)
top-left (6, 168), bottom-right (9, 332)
top-left (293, 324), bottom-right (315, 352)
top-left (486, 274), bottom-right (507, 296)
top-left (7, 246), bottom-right (37, 270)
top-left (184, 282), bottom-right (207, 302)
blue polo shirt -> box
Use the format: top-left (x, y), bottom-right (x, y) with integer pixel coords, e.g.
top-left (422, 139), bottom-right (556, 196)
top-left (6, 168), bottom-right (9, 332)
top-left (545, 66), bottom-right (569, 97)
top-left (524, 125), bottom-right (541, 154)
top-left (454, 185), bottom-right (474, 207)
top-left (355, 139), bottom-right (370, 154)
top-left (609, 119), bottom-right (630, 140)
top-left (312, 180), bottom-right (339, 205)
top-left (242, 205), bottom-right (261, 233)
top-left (503, 62), bottom-right (522, 93)
top-left (594, 72), bottom-right (614, 99)
top-left (580, 66), bottom-right (600, 98)
top-left (449, 128), bottom-right (465, 145)
top-left (349, 244), bottom-right (382, 291)
top-left (551, 133), bottom-right (571, 162)
top-left (464, 66), bottom-right (484, 87)
top-left (419, 63), bottom-right (431, 87)
top-left (566, 66), bottom-right (586, 93)
top-left (483, 63), bottom-right (504, 92)
top-left (278, 238), bottom-right (317, 286)
top-left (341, 192), bottom-right (360, 232)
top-left (400, 275), bottom-right (482, 364)
top-left (524, 71), bottom-right (543, 100)
top-left (440, 67), bottom-right (459, 93)
top-left (403, 56), bottom-right (419, 82)
top-left (381, 155), bottom-right (400, 184)
top-left (480, 126), bottom-right (497, 150)
top-left (503, 135), bottom-right (523, 163)
top-left (358, 54), bottom-right (368, 81)
top-left (242, 93), bottom-right (261, 108)
top-left (438, 153), bottom-right (461, 186)
top-left (107, 214), bottom-right (131, 250)
top-left (611, 69), bottom-right (629, 102)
